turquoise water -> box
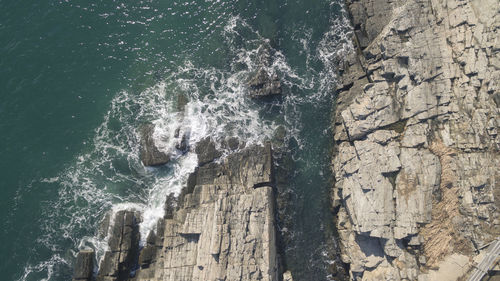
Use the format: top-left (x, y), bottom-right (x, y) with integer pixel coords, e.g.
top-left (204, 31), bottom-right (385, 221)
top-left (0, 0), bottom-right (351, 280)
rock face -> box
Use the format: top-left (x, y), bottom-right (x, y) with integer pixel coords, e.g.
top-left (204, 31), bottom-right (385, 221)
top-left (194, 137), bottom-right (223, 166)
top-left (78, 144), bottom-right (285, 280)
top-left (133, 143), bottom-right (281, 281)
top-left (333, 0), bottom-right (499, 279)
top-left (73, 249), bottom-right (95, 281)
top-left (97, 210), bottom-right (141, 281)
top-left (139, 124), bottom-right (170, 167)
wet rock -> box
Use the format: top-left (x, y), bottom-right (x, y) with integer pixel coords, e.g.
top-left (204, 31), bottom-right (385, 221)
top-left (247, 42), bottom-right (282, 98)
top-left (257, 41), bottom-right (273, 67)
top-left (139, 124), bottom-right (170, 167)
top-left (248, 68), bottom-right (282, 98)
top-left (73, 249), bottom-right (94, 281)
top-left (174, 128), bottom-right (189, 153)
top-left (163, 192), bottom-right (177, 219)
top-left (223, 136), bottom-right (240, 151)
top-left (97, 213), bottom-right (111, 239)
top-left (97, 210), bottom-right (141, 281)
top-left (138, 231), bottom-right (158, 269)
top-left (195, 137), bottom-right (222, 166)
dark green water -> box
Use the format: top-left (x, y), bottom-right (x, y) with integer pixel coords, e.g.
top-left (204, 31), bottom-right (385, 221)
top-left (0, 0), bottom-right (352, 280)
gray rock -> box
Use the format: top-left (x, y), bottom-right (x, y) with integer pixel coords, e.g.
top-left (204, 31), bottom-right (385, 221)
top-left (282, 270), bottom-right (294, 281)
top-left (73, 249), bottom-right (94, 281)
top-left (174, 128), bottom-right (189, 153)
top-left (139, 124), bottom-right (170, 167)
top-left (247, 42), bottom-right (282, 98)
top-left (195, 137), bottom-right (222, 166)
top-left (133, 144), bottom-right (281, 281)
top-left (97, 210), bottom-right (141, 281)
top-left (223, 136), bottom-right (241, 151)
top-left (248, 68), bottom-right (282, 98)
top-left (333, 0), bottom-right (500, 277)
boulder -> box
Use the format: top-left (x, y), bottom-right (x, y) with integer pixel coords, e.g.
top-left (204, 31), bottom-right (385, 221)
top-left (195, 137), bottom-right (222, 166)
top-left (248, 68), bottom-right (282, 98)
top-left (139, 124), bottom-right (170, 166)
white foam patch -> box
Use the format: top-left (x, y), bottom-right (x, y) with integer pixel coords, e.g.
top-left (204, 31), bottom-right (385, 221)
top-left (20, 255), bottom-right (68, 281)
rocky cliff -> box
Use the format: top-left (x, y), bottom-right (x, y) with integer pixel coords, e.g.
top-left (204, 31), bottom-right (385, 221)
top-left (333, 0), bottom-right (499, 279)
top-left (75, 142), bottom-right (289, 281)
top-left (133, 143), bottom-right (281, 281)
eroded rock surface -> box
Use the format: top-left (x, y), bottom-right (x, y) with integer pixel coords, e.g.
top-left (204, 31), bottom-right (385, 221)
top-left (97, 210), bottom-right (141, 281)
top-left (333, 0), bottom-right (499, 279)
top-left (133, 143), bottom-right (280, 281)
top-left (139, 124), bottom-right (171, 167)
top-left (73, 249), bottom-right (95, 281)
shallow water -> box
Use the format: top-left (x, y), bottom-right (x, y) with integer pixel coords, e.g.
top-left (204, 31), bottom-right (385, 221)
top-left (0, 0), bottom-right (352, 280)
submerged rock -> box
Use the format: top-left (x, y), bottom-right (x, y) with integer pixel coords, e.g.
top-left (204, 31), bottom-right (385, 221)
top-left (248, 68), bottom-right (282, 98)
top-left (139, 124), bottom-right (170, 167)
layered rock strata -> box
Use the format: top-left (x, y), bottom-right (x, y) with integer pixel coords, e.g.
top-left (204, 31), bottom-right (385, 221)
top-left (76, 143), bottom-right (287, 281)
top-left (134, 143), bottom-right (281, 281)
top-left (73, 250), bottom-right (95, 281)
top-left (97, 210), bottom-right (141, 281)
top-left (333, 0), bottom-right (499, 279)
top-left (247, 42), bottom-right (282, 98)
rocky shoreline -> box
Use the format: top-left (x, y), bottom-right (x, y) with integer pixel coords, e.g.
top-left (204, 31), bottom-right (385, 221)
top-left (73, 0), bottom-right (499, 279)
top-left (75, 141), bottom-right (291, 281)
top-left (332, 0), bottom-right (499, 279)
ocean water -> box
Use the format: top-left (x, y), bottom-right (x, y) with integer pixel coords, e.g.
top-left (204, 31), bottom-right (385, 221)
top-left (0, 0), bottom-right (352, 280)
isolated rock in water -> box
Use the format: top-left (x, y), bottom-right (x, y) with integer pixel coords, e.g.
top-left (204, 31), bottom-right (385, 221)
top-left (97, 210), bottom-right (141, 281)
top-left (174, 127), bottom-right (189, 153)
top-left (282, 271), bottom-right (294, 281)
top-left (73, 249), bottom-right (94, 281)
top-left (247, 41), bottom-right (282, 98)
top-left (248, 68), bottom-right (282, 98)
top-left (139, 123), bottom-right (170, 166)
top-left (195, 137), bottom-right (222, 166)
